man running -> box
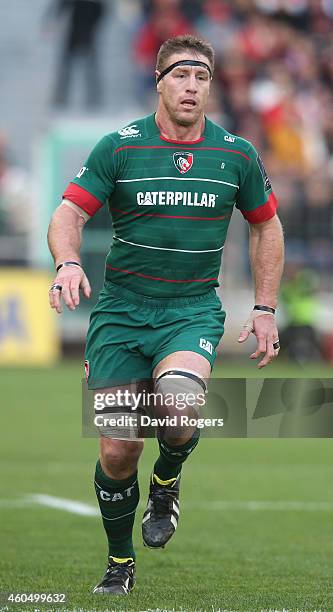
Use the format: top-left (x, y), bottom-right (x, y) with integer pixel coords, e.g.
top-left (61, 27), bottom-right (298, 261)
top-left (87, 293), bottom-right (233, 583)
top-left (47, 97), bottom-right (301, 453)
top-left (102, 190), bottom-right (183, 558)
top-left (47, 35), bottom-right (284, 595)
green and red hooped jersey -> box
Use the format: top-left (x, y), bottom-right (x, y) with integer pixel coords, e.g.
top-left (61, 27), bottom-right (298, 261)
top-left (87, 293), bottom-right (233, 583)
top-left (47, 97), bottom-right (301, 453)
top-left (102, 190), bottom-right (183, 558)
top-left (63, 113), bottom-right (278, 297)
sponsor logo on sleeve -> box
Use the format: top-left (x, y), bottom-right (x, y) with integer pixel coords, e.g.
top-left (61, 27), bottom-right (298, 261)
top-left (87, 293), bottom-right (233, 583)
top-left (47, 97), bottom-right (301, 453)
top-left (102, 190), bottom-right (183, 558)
top-left (76, 166), bottom-right (88, 178)
top-left (257, 154), bottom-right (272, 191)
top-left (173, 152), bottom-right (194, 174)
top-left (224, 135), bottom-right (235, 143)
top-left (118, 124), bottom-right (141, 139)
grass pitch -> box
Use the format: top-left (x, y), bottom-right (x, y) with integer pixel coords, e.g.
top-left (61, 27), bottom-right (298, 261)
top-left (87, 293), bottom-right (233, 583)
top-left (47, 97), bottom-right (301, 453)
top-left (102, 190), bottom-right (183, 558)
top-left (0, 360), bottom-right (332, 612)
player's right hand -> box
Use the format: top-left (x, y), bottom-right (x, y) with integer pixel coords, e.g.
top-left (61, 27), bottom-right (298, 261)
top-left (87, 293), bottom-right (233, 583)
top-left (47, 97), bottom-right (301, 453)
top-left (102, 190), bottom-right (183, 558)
top-left (48, 265), bottom-right (91, 313)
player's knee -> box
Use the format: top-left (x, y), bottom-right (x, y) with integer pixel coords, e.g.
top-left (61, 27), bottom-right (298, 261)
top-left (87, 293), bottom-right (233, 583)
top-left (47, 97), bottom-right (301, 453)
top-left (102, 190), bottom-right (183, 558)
top-left (154, 369), bottom-right (207, 440)
top-left (100, 438), bottom-right (143, 477)
top-left (155, 369), bottom-right (206, 413)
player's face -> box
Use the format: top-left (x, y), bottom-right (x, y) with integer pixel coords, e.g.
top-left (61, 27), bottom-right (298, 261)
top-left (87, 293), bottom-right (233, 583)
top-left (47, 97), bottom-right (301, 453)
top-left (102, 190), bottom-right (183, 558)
top-left (156, 52), bottom-right (212, 127)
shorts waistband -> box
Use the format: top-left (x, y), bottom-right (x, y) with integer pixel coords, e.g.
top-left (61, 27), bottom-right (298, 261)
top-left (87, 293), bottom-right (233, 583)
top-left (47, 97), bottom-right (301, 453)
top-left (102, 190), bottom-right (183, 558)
top-left (104, 281), bottom-right (217, 308)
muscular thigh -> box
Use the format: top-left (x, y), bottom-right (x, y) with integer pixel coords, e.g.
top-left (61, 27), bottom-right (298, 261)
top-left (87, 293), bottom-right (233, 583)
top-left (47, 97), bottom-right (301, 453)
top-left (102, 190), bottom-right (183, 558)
top-left (85, 290), bottom-right (152, 388)
top-left (153, 351), bottom-right (211, 379)
top-left (149, 290), bottom-right (226, 375)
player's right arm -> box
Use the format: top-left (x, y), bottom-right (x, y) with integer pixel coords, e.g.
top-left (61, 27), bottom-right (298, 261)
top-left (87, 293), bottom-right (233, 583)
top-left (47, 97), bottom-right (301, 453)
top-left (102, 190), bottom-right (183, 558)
top-left (47, 134), bottom-right (117, 313)
top-left (47, 200), bottom-right (92, 313)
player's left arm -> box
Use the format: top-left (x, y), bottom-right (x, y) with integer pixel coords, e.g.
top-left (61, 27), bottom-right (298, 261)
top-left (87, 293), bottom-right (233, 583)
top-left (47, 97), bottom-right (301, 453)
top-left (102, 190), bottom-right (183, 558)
top-left (234, 141), bottom-right (284, 368)
top-left (238, 214), bottom-right (284, 368)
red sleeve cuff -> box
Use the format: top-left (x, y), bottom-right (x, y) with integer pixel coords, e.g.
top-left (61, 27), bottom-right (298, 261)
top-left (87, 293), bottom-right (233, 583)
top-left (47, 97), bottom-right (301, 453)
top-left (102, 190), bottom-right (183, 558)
top-left (63, 182), bottom-right (103, 216)
top-left (241, 192), bottom-right (278, 224)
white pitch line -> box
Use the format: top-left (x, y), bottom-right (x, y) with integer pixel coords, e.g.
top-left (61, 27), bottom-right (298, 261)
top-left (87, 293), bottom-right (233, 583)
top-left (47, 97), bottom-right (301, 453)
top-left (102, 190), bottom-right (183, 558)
top-left (27, 494), bottom-right (100, 516)
top-left (1, 496), bottom-right (333, 514)
top-left (0, 499), bottom-right (35, 508)
top-left (181, 500), bottom-right (333, 512)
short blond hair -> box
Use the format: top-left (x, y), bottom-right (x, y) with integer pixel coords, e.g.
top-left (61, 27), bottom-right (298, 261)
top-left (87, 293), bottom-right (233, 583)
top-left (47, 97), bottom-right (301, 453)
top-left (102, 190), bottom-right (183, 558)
top-left (156, 35), bottom-right (215, 75)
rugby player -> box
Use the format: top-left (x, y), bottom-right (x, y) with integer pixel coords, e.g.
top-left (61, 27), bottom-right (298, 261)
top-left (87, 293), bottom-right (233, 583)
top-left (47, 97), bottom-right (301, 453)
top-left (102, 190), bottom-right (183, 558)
top-left (47, 35), bottom-right (284, 595)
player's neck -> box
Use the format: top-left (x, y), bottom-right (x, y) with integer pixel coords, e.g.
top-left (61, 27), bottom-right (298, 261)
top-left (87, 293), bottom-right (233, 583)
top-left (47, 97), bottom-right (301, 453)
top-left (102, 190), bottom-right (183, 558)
top-left (155, 110), bottom-right (205, 143)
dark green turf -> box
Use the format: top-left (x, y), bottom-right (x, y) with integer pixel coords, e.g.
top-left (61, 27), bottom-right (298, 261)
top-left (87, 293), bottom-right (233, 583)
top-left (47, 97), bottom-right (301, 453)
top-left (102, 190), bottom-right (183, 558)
top-left (0, 361), bottom-right (332, 612)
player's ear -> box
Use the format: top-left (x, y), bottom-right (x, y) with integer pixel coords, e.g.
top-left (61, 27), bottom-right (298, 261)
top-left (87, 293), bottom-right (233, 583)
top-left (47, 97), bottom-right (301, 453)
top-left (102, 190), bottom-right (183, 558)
top-left (155, 71), bottom-right (162, 92)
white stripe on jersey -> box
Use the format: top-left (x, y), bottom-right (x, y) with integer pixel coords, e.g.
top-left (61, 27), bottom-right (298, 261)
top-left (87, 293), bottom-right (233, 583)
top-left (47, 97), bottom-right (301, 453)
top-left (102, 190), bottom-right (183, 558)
top-left (116, 177), bottom-right (239, 189)
top-left (113, 236), bottom-right (224, 254)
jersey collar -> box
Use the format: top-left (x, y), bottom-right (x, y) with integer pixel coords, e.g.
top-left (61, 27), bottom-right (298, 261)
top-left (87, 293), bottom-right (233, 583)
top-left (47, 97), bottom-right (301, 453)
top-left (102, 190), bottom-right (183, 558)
top-left (146, 113), bottom-right (210, 144)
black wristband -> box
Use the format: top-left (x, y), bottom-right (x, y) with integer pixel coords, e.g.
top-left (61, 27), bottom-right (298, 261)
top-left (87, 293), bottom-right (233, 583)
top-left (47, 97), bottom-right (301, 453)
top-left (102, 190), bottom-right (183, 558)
top-left (56, 261), bottom-right (82, 272)
top-left (253, 305), bottom-right (276, 314)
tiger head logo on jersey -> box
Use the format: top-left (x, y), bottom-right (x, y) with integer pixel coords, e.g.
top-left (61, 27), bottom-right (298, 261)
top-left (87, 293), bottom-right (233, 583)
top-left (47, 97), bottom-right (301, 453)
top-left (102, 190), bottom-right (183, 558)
top-left (173, 152), bottom-right (193, 174)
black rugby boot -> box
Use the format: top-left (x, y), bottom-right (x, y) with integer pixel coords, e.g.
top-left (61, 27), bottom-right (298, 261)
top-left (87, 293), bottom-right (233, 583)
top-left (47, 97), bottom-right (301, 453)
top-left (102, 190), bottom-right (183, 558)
top-left (93, 557), bottom-right (135, 595)
top-left (142, 473), bottom-right (180, 548)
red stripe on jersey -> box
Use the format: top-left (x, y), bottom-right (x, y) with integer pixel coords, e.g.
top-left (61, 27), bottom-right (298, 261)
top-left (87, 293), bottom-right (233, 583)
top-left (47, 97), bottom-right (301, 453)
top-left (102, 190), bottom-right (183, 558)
top-left (106, 265), bottom-right (218, 283)
top-left (63, 183), bottom-right (103, 216)
top-left (114, 145), bottom-right (250, 160)
top-left (110, 207), bottom-right (231, 221)
top-left (241, 192), bottom-right (278, 224)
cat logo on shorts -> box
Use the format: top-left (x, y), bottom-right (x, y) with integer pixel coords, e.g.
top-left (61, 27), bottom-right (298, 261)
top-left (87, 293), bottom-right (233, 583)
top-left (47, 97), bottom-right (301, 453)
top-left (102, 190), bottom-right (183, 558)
top-left (173, 152), bottom-right (193, 174)
top-left (199, 338), bottom-right (213, 355)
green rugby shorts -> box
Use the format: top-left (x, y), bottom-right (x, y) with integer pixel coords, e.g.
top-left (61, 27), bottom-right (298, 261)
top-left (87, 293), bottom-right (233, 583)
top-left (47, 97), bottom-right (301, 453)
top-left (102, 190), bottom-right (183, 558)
top-left (85, 282), bottom-right (226, 389)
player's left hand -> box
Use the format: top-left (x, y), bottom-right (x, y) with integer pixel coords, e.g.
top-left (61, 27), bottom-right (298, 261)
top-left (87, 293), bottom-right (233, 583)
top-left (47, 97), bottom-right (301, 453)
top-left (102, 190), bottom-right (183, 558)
top-left (238, 313), bottom-right (280, 368)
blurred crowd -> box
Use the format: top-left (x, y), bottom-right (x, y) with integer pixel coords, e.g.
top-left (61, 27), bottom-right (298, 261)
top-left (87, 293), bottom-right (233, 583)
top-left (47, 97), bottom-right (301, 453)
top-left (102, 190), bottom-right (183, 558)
top-left (0, 136), bottom-right (32, 266)
top-left (133, 0), bottom-right (333, 286)
top-left (1, 0), bottom-right (332, 286)
top-left (44, 0), bottom-right (107, 108)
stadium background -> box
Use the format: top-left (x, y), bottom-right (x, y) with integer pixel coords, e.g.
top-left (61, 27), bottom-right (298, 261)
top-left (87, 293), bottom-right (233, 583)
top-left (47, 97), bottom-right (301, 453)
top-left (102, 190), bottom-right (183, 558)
top-left (0, 1), bottom-right (332, 611)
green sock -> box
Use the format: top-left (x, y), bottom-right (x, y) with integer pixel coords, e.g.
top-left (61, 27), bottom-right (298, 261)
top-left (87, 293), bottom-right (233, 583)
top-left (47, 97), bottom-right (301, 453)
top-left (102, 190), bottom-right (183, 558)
top-left (94, 459), bottom-right (139, 560)
top-left (153, 431), bottom-right (200, 481)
